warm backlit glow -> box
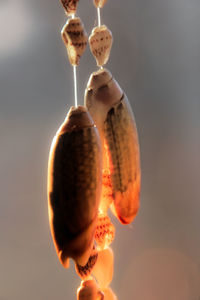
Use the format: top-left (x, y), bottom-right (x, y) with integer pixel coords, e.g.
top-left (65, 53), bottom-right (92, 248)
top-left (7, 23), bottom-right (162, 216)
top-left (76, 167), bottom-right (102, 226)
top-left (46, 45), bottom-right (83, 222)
top-left (112, 176), bottom-right (140, 225)
top-left (99, 140), bottom-right (114, 214)
top-left (77, 279), bottom-right (104, 300)
top-left (95, 214), bottom-right (115, 250)
top-left (92, 247), bottom-right (114, 289)
top-left (48, 2), bottom-right (141, 300)
top-left (75, 137), bottom-right (117, 298)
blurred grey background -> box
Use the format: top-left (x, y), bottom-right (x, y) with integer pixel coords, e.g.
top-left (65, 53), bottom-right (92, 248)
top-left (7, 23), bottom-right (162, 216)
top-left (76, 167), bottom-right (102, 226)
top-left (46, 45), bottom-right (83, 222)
top-left (0, 0), bottom-right (200, 299)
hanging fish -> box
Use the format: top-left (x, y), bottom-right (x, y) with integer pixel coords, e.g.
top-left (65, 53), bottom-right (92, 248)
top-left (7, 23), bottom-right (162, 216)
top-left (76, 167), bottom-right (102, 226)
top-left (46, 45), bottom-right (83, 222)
top-left (47, 106), bottom-right (102, 267)
top-left (85, 68), bottom-right (141, 225)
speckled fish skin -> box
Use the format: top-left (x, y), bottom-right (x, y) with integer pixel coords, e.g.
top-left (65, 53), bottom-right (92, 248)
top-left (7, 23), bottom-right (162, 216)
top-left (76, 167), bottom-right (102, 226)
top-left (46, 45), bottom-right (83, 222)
top-left (60, 0), bottom-right (79, 16)
top-left (84, 69), bottom-right (141, 225)
top-left (48, 106), bottom-right (102, 268)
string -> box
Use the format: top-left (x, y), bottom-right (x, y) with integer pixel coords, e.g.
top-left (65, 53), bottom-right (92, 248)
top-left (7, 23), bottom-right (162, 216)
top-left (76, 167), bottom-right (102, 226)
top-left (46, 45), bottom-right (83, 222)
top-left (97, 7), bottom-right (101, 27)
top-left (71, 14), bottom-right (77, 107)
top-left (73, 66), bottom-right (78, 107)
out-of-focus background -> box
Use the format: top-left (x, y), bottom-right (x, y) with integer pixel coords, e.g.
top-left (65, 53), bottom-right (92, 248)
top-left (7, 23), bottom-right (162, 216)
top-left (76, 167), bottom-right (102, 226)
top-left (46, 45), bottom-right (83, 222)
top-left (0, 0), bottom-right (200, 299)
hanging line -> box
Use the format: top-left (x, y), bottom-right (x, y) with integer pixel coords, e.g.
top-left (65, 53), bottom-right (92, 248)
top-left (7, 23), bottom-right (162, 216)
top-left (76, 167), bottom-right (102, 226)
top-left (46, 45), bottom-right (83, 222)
top-left (97, 7), bottom-right (101, 27)
top-left (73, 65), bottom-right (78, 107)
top-left (71, 14), bottom-right (78, 107)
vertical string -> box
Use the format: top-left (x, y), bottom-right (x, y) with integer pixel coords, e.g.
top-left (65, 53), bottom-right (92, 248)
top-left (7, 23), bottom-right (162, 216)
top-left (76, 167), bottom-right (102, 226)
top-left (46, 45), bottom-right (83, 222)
top-left (73, 65), bottom-right (78, 107)
top-left (71, 14), bottom-right (77, 107)
top-left (97, 7), bottom-right (101, 27)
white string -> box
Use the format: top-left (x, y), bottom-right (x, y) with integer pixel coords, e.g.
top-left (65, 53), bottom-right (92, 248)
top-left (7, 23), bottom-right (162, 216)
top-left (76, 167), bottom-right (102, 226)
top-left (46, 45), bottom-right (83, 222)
top-left (97, 7), bottom-right (101, 27)
top-left (73, 66), bottom-right (78, 107)
top-left (71, 14), bottom-right (77, 106)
